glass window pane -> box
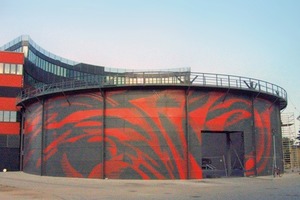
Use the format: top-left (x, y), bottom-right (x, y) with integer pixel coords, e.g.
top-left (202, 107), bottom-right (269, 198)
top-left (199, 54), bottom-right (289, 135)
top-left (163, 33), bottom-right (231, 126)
top-left (35, 57), bottom-right (39, 66)
top-left (40, 59), bottom-right (43, 69)
top-left (46, 62), bottom-right (49, 72)
top-left (4, 64), bottom-right (10, 74)
top-left (17, 64), bottom-right (23, 75)
top-left (62, 68), bottom-right (66, 77)
top-left (10, 111), bottom-right (17, 122)
top-left (57, 66), bottom-right (61, 76)
top-left (28, 50), bottom-right (32, 61)
top-left (0, 111), bottom-right (3, 121)
top-left (43, 60), bottom-right (46, 70)
top-left (42, 59), bottom-right (45, 70)
top-left (3, 111), bottom-right (10, 122)
top-left (10, 64), bottom-right (16, 74)
top-left (0, 63), bottom-right (3, 74)
top-left (38, 57), bottom-right (41, 68)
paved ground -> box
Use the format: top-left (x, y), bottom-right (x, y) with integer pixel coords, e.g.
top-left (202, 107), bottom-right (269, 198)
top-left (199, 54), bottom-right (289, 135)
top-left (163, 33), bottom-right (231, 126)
top-left (0, 172), bottom-right (299, 200)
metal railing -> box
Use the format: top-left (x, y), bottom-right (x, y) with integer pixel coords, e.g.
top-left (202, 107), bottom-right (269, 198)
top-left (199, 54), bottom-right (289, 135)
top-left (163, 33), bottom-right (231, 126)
top-left (17, 71), bottom-right (287, 108)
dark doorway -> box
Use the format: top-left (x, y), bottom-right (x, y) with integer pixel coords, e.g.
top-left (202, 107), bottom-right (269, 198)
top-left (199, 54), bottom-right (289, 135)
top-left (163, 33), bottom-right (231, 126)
top-left (201, 130), bottom-right (244, 178)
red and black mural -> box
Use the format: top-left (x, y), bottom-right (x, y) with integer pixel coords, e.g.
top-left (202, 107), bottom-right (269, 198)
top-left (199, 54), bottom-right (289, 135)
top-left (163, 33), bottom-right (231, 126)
top-left (23, 102), bottom-right (43, 175)
top-left (22, 88), bottom-right (283, 179)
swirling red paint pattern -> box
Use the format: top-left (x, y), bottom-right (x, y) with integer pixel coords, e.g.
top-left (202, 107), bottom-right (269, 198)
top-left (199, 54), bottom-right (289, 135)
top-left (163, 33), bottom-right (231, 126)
top-left (23, 90), bottom-right (280, 178)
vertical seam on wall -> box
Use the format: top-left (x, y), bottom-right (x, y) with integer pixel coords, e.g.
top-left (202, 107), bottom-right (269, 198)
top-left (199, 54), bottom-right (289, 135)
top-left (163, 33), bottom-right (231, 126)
top-left (41, 99), bottom-right (45, 176)
top-left (185, 88), bottom-right (190, 179)
top-left (19, 109), bottom-right (25, 171)
top-left (251, 95), bottom-right (257, 176)
top-left (101, 90), bottom-right (106, 179)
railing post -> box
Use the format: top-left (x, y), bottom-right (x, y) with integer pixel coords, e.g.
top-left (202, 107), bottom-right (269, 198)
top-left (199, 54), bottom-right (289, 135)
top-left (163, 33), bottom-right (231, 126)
top-left (239, 77), bottom-right (242, 88)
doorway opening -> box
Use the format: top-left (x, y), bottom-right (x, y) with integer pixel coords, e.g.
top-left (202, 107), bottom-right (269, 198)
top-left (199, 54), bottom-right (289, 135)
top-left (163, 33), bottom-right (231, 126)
top-left (201, 130), bottom-right (245, 178)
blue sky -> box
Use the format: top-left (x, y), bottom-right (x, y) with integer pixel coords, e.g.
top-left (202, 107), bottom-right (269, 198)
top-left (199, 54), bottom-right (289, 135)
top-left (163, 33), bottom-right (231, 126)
top-left (1, 0), bottom-right (299, 118)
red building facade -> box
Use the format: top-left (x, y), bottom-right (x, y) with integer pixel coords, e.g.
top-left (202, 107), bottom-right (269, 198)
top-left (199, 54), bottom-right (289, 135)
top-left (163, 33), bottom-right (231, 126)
top-left (0, 51), bottom-right (24, 171)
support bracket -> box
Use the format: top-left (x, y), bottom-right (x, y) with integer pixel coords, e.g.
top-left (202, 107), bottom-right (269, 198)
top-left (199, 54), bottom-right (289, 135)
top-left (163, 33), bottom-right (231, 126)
top-left (61, 90), bottom-right (71, 106)
top-left (269, 97), bottom-right (279, 109)
top-left (222, 88), bottom-right (231, 102)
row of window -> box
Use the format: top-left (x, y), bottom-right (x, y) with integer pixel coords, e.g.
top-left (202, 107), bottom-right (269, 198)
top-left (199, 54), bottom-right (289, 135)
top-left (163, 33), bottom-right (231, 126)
top-left (29, 49), bottom-right (97, 80)
top-left (0, 63), bottom-right (23, 75)
top-left (105, 75), bottom-right (186, 85)
top-left (26, 48), bottom-right (186, 86)
top-left (0, 111), bottom-right (17, 122)
top-left (28, 49), bottom-right (103, 83)
top-left (28, 50), bottom-right (67, 77)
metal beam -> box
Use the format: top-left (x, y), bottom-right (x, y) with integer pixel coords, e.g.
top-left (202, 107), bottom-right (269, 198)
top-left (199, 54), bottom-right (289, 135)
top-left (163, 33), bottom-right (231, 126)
top-left (222, 88), bottom-right (231, 102)
top-left (61, 90), bottom-right (71, 106)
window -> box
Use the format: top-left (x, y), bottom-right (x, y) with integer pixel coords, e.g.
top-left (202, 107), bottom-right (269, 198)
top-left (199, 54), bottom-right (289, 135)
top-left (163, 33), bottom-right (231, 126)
top-left (49, 64), bottom-right (53, 73)
top-left (10, 64), bottom-right (16, 74)
top-left (57, 66), bottom-right (61, 76)
top-left (0, 63), bottom-right (3, 73)
top-left (17, 64), bottom-right (23, 75)
top-left (10, 112), bottom-right (17, 122)
top-left (3, 111), bottom-right (10, 122)
top-left (45, 61), bottom-right (49, 72)
top-left (62, 68), bottom-right (67, 77)
top-left (54, 65), bottom-right (57, 74)
top-left (0, 111), bottom-right (3, 121)
top-left (0, 111), bottom-right (17, 122)
top-left (28, 50), bottom-right (36, 63)
top-left (37, 57), bottom-right (41, 68)
top-left (4, 64), bottom-right (10, 74)
top-left (0, 63), bottom-right (23, 75)
top-left (41, 59), bottom-right (44, 69)
top-left (68, 69), bottom-right (73, 78)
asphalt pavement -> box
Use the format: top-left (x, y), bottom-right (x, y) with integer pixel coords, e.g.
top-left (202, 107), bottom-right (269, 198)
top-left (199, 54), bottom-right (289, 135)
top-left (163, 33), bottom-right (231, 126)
top-left (0, 171), bottom-right (299, 200)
